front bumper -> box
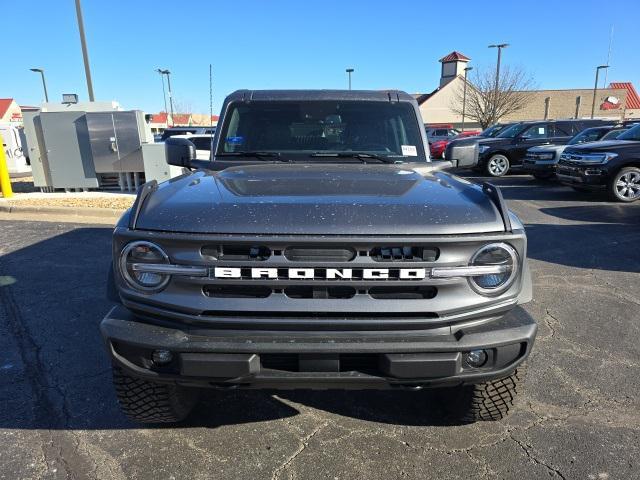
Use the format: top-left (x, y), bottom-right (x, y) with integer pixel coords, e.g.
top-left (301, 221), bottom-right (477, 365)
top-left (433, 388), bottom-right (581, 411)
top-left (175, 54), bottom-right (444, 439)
top-left (556, 162), bottom-right (609, 188)
top-left (521, 160), bottom-right (556, 174)
top-left (101, 305), bottom-right (537, 390)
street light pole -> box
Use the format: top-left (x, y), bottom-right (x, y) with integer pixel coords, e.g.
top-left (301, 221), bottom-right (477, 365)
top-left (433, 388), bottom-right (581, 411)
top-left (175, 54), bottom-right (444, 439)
top-left (461, 66), bottom-right (473, 131)
top-left (156, 68), bottom-right (169, 118)
top-left (165, 71), bottom-right (175, 125)
top-left (346, 68), bottom-right (354, 90)
top-left (488, 43), bottom-right (508, 119)
top-left (157, 69), bottom-right (175, 126)
top-left (30, 68), bottom-right (49, 102)
top-left (74, 0), bottom-right (95, 101)
top-left (591, 65), bottom-right (609, 119)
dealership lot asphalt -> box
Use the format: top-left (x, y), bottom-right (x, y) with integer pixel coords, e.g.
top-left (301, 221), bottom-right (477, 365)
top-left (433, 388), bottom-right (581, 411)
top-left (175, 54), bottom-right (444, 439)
top-left (0, 175), bottom-right (639, 480)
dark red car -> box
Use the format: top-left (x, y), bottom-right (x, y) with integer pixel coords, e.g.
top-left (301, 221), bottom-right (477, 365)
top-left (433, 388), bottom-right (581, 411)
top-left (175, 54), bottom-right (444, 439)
top-left (430, 131), bottom-right (480, 159)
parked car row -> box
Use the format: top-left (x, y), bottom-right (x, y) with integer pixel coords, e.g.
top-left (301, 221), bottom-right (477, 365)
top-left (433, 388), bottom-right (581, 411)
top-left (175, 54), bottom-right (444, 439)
top-left (522, 125), bottom-right (629, 179)
top-left (556, 124), bottom-right (640, 202)
top-left (155, 126), bottom-right (217, 143)
top-left (444, 119), bottom-right (640, 202)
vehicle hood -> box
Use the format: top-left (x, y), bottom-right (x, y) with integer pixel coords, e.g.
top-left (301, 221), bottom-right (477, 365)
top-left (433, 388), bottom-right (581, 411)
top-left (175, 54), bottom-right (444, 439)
top-left (564, 140), bottom-right (637, 154)
top-left (135, 163), bottom-right (506, 235)
top-left (477, 137), bottom-right (512, 147)
top-left (528, 144), bottom-right (565, 154)
top-left (448, 136), bottom-right (485, 148)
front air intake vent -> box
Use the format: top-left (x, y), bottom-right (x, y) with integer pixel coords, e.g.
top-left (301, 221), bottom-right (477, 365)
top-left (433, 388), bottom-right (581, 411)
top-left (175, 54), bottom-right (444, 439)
top-left (284, 246), bottom-right (356, 262)
top-left (201, 245), bottom-right (271, 261)
top-left (370, 246), bottom-right (439, 262)
top-left (203, 285), bottom-right (272, 298)
top-left (369, 286), bottom-right (437, 300)
top-left (284, 286), bottom-right (356, 299)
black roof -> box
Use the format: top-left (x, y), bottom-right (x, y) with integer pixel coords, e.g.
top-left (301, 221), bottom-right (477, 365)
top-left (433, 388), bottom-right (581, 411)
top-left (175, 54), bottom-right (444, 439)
top-left (225, 89), bottom-right (417, 103)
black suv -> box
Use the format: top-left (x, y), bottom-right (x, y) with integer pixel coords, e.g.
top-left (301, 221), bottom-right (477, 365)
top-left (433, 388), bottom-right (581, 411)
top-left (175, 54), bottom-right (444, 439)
top-left (557, 123), bottom-right (640, 202)
top-left (478, 122), bottom-right (517, 139)
top-left (522, 125), bottom-right (628, 179)
top-left (446, 119), bottom-right (610, 176)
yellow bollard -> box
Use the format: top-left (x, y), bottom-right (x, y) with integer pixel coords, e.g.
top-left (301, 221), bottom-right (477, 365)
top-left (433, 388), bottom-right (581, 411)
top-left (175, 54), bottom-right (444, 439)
top-left (0, 133), bottom-right (13, 198)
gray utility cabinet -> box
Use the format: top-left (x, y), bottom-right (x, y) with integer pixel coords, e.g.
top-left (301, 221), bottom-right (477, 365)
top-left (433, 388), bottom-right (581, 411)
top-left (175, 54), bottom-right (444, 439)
top-left (21, 110), bottom-right (50, 187)
top-left (85, 111), bottom-right (144, 173)
top-left (38, 111), bottom-right (99, 189)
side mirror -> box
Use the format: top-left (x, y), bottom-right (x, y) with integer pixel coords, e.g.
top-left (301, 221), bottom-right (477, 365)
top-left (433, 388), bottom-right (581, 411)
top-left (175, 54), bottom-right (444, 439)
top-left (165, 137), bottom-right (196, 168)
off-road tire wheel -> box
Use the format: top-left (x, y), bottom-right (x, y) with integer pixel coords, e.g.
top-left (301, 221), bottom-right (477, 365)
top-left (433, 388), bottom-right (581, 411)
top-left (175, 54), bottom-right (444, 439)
top-left (485, 154), bottom-right (510, 177)
top-left (609, 167), bottom-right (640, 202)
top-left (112, 366), bottom-right (200, 424)
top-left (440, 365), bottom-right (527, 422)
top-left (533, 172), bottom-right (554, 180)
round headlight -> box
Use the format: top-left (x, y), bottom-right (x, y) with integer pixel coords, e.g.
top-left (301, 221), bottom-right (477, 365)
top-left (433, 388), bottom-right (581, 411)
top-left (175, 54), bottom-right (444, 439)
top-left (469, 243), bottom-right (519, 295)
top-left (119, 241), bottom-right (170, 292)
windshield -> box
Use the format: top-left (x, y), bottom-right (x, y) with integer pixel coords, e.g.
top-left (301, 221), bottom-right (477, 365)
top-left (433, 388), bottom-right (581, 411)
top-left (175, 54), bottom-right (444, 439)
top-left (568, 128), bottom-right (607, 145)
top-left (216, 101), bottom-right (426, 161)
top-left (496, 123), bottom-right (525, 138)
top-left (481, 124), bottom-right (505, 137)
top-left (617, 124), bottom-right (640, 141)
top-left (601, 129), bottom-right (627, 140)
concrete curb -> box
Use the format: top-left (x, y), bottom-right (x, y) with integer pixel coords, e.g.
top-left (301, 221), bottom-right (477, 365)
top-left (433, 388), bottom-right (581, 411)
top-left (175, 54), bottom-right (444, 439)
top-left (0, 203), bottom-right (125, 219)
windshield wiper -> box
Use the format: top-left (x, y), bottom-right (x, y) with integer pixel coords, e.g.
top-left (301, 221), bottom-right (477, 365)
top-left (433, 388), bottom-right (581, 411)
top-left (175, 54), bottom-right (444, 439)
top-left (217, 151), bottom-right (293, 162)
top-left (309, 152), bottom-right (403, 164)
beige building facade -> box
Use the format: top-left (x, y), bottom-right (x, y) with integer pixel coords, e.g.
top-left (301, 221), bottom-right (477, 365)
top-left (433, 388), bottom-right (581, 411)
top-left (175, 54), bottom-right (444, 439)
top-left (416, 52), bottom-right (638, 129)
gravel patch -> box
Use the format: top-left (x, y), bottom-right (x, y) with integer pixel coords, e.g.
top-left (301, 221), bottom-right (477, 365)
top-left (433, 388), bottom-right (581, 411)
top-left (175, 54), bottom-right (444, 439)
top-left (4, 196), bottom-right (135, 210)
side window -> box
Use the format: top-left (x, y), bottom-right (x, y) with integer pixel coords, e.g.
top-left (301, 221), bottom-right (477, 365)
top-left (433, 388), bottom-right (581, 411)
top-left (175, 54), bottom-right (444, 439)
top-left (554, 123), bottom-right (573, 136)
top-left (435, 129), bottom-right (448, 136)
top-left (521, 124), bottom-right (549, 139)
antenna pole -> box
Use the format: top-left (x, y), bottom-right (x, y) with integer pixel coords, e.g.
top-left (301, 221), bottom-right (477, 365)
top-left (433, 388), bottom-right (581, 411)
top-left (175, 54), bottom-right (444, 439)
top-left (604, 24), bottom-right (614, 86)
top-left (209, 64), bottom-right (214, 160)
top-left (209, 64), bottom-right (213, 127)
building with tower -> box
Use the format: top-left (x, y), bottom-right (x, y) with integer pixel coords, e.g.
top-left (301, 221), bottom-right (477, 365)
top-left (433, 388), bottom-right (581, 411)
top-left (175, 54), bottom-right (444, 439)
top-left (415, 51), bottom-right (639, 130)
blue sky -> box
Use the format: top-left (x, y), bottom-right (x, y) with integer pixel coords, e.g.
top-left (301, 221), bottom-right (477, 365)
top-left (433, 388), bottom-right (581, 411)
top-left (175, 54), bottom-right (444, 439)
top-left (2, 0), bottom-right (638, 115)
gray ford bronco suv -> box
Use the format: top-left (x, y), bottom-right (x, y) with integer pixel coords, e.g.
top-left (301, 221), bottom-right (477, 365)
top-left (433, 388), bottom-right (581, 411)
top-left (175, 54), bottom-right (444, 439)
top-left (102, 90), bottom-right (535, 424)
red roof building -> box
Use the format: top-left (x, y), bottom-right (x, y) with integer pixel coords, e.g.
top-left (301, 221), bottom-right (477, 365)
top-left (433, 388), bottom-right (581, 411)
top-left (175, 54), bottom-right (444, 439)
top-left (609, 82), bottom-right (640, 110)
top-left (0, 98), bottom-right (23, 124)
top-left (171, 113), bottom-right (191, 126)
top-left (151, 112), bottom-right (169, 124)
top-left (439, 51), bottom-right (471, 63)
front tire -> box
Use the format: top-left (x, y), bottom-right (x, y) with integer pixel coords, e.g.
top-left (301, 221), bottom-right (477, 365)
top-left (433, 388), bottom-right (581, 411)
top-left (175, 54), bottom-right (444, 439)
top-left (439, 365), bottom-right (527, 422)
top-left (485, 154), bottom-right (510, 177)
top-left (610, 167), bottom-right (640, 202)
top-left (112, 366), bottom-right (200, 424)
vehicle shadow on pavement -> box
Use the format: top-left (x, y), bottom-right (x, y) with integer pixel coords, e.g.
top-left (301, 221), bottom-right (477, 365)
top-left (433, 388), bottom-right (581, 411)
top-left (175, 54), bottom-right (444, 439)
top-left (274, 389), bottom-right (460, 426)
top-left (460, 172), bottom-right (607, 202)
top-left (189, 388), bottom-right (459, 428)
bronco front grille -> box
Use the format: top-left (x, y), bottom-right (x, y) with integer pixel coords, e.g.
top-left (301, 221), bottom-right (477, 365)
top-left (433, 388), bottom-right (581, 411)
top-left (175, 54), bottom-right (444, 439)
top-left (117, 230), bottom-right (527, 330)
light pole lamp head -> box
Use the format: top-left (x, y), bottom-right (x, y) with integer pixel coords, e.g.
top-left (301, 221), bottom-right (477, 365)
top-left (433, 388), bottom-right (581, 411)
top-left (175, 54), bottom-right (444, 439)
top-left (464, 66), bottom-right (473, 72)
top-left (346, 68), bottom-right (354, 73)
top-left (157, 68), bottom-right (170, 75)
top-left (597, 65), bottom-right (609, 70)
top-left (488, 43), bottom-right (509, 49)
top-left (30, 68), bottom-right (44, 73)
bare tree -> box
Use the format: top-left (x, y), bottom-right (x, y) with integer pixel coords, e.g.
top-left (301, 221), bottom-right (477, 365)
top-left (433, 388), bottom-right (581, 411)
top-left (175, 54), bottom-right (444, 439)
top-left (173, 100), bottom-right (194, 115)
top-left (452, 66), bottom-right (536, 129)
